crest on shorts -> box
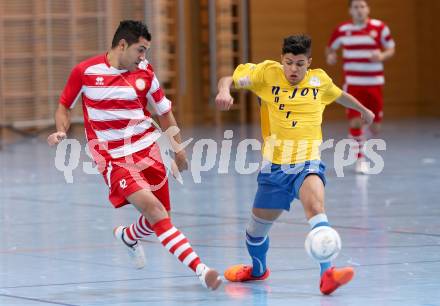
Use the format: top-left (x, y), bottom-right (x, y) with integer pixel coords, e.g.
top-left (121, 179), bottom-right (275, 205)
top-left (135, 78), bottom-right (146, 91)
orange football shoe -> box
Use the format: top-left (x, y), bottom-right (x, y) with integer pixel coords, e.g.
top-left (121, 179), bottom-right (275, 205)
top-left (320, 266), bottom-right (354, 295)
top-left (224, 264), bottom-right (270, 282)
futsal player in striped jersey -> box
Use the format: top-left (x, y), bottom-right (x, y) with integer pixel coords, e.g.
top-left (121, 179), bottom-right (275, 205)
top-left (326, 0), bottom-right (395, 174)
top-left (47, 20), bottom-right (221, 290)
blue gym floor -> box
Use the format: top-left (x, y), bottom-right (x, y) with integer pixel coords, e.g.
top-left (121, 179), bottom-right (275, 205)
top-left (1, 119), bottom-right (439, 306)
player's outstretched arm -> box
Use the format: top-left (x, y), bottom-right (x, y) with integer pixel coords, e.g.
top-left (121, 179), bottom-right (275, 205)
top-left (335, 92), bottom-right (375, 125)
top-left (47, 104), bottom-right (71, 146)
top-left (215, 76), bottom-right (234, 111)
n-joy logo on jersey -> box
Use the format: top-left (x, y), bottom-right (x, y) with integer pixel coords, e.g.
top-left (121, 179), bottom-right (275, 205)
top-left (271, 82), bottom-right (320, 128)
top-left (95, 77), bottom-right (104, 86)
top-left (271, 85), bottom-right (319, 102)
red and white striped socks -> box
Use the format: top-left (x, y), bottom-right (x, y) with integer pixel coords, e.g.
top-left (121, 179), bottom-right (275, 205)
top-left (152, 218), bottom-right (201, 272)
top-left (123, 215), bottom-right (154, 245)
top-left (119, 216), bottom-right (220, 289)
top-left (349, 127), bottom-right (364, 159)
top-left (122, 216), bottom-right (202, 272)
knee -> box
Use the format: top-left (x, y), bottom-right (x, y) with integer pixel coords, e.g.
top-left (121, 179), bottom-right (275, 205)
top-left (370, 123), bottom-right (381, 135)
top-left (349, 118), bottom-right (363, 129)
top-left (308, 201), bottom-right (325, 216)
top-left (140, 201), bottom-right (168, 224)
top-left (302, 195), bottom-right (325, 217)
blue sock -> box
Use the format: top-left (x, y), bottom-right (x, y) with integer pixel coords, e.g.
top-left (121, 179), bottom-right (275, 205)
top-left (246, 232), bottom-right (269, 277)
top-left (308, 214), bottom-right (332, 276)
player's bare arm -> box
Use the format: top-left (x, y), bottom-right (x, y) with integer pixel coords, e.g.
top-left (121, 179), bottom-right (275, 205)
top-left (335, 92), bottom-right (375, 125)
top-left (47, 104), bottom-right (71, 146)
top-left (157, 111), bottom-right (188, 172)
top-left (371, 47), bottom-right (395, 62)
top-left (215, 76), bottom-right (234, 110)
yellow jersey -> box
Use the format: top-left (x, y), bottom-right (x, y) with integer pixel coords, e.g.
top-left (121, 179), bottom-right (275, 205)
top-left (232, 60), bottom-right (342, 164)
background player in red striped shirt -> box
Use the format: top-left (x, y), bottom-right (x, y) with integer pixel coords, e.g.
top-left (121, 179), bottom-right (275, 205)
top-left (47, 20), bottom-right (221, 290)
top-left (326, 0), bottom-right (395, 174)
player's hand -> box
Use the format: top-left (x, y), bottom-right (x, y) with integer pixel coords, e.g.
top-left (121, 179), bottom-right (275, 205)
top-left (370, 50), bottom-right (384, 62)
top-left (361, 109), bottom-right (375, 125)
top-left (169, 150), bottom-right (188, 184)
top-left (215, 91), bottom-right (234, 111)
top-left (174, 150), bottom-right (188, 173)
top-left (47, 131), bottom-right (66, 146)
top-left (326, 53), bottom-right (337, 65)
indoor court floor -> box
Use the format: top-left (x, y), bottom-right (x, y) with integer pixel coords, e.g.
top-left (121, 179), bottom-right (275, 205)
top-left (1, 119), bottom-right (439, 306)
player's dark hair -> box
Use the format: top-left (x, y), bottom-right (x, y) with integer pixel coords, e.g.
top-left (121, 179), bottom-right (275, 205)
top-left (282, 34), bottom-right (312, 57)
top-left (349, 0), bottom-right (368, 7)
top-left (111, 20), bottom-right (151, 48)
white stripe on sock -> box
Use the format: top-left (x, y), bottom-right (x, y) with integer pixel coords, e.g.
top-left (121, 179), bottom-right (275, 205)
top-left (182, 252), bottom-right (198, 266)
top-left (165, 234), bottom-right (185, 250)
top-left (174, 242), bottom-right (191, 257)
top-left (129, 225), bottom-right (140, 239)
top-left (308, 213), bottom-right (328, 229)
top-left (123, 227), bottom-right (137, 244)
top-left (141, 218), bottom-right (154, 233)
top-left (158, 227), bottom-right (178, 242)
top-left (131, 224), bottom-right (142, 239)
top-left (246, 235), bottom-right (268, 246)
top-left (135, 223), bottom-right (150, 236)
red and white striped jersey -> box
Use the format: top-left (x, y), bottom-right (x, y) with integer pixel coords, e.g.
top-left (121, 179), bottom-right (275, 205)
top-left (328, 19), bottom-right (395, 86)
top-left (60, 53), bottom-right (171, 162)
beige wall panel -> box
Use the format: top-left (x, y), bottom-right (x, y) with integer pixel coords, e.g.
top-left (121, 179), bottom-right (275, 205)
top-left (417, 0), bottom-right (440, 117)
top-left (249, 0), bottom-right (307, 63)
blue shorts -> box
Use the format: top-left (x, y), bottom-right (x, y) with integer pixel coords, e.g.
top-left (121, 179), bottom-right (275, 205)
top-left (253, 160), bottom-right (326, 211)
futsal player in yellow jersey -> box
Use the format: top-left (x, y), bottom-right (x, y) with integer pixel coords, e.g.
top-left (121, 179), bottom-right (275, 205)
top-left (216, 35), bottom-right (374, 295)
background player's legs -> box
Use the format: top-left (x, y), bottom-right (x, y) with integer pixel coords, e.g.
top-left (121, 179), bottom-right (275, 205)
top-left (369, 122), bottom-right (381, 136)
top-left (246, 208), bottom-right (282, 277)
top-left (348, 112), bottom-right (368, 173)
top-left (346, 85), bottom-right (366, 161)
top-left (349, 117), bottom-right (366, 173)
top-left (127, 189), bottom-right (221, 290)
top-left (364, 121), bottom-right (381, 143)
top-left (349, 117), bottom-right (364, 157)
top-left (364, 86), bottom-right (384, 138)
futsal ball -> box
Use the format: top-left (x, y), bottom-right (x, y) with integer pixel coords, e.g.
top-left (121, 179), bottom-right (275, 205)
top-left (305, 226), bottom-right (341, 262)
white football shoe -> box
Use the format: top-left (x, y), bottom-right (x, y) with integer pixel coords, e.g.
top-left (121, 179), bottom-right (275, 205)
top-left (196, 263), bottom-right (222, 290)
top-left (113, 226), bottom-right (146, 269)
